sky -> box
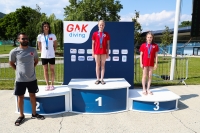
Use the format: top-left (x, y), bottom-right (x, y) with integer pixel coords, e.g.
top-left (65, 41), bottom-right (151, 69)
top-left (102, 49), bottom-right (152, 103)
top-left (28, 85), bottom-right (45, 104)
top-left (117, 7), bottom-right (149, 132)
top-left (0, 0), bottom-right (193, 32)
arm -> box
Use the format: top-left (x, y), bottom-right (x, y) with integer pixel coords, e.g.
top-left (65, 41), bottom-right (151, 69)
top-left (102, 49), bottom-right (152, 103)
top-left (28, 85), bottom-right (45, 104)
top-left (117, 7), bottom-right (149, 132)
top-left (92, 40), bottom-right (95, 58)
top-left (140, 52), bottom-right (143, 68)
top-left (107, 40), bottom-right (110, 58)
top-left (154, 52), bottom-right (158, 70)
top-left (53, 40), bottom-right (57, 52)
top-left (38, 42), bottom-right (42, 52)
top-left (34, 58), bottom-right (38, 67)
top-left (9, 61), bottom-right (16, 70)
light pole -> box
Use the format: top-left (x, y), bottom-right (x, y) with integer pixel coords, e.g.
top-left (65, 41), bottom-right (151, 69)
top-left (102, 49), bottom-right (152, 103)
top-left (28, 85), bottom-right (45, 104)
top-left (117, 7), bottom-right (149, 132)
top-left (170, 0), bottom-right (181, 80)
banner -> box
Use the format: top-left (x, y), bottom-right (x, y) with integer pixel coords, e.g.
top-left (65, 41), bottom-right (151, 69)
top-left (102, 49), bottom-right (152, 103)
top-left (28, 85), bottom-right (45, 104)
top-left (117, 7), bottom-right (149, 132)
top-left (63, 21), bottom-right (134, 88)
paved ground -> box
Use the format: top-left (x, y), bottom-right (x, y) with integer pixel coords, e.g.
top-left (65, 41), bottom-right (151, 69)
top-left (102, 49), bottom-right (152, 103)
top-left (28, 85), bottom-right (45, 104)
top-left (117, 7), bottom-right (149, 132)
top-left (0, 85), bottom-right (200, 133)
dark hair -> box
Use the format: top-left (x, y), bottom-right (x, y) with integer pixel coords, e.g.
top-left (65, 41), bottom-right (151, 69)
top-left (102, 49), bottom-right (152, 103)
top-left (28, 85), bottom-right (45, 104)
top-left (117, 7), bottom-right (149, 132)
top-left (41, 21), bottom-right (51, 34)
top-left (17, 32), bottom-right (27, 39)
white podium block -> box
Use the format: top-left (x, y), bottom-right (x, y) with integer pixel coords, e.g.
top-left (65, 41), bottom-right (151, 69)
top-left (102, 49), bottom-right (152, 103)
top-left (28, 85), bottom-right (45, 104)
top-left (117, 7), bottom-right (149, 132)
top-left (129, 88), bottom-right (181, 113)
top-left (15, 85), bottom-right (70, 115)
top-left (68, 78), bottom-right (131, 114)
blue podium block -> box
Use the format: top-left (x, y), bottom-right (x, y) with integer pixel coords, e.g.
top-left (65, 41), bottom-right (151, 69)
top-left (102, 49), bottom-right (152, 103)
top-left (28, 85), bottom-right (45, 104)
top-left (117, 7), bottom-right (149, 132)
top-left (15, 85), bottom-right (70, 115)
top-left (68, 78), bottom-right (131, 114)
top-left (129, 88), bottom-right (180, 113)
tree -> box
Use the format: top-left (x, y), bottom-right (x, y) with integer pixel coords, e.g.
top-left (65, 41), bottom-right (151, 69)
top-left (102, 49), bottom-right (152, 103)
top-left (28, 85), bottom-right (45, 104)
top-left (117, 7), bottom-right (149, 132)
top-left (132, 10), bottom-right (144, 54)
top-left (0, 12), bottom-right (18, 45)
top-left (23, 4), bottom-right (42, 46)
top-left (0, 6), bottom-right (42, 46)
top-left (64, 0), bottom-right (123, 21)
top-left (178, 21), bottom-right (191, 28)
top-left (36, 14), bottom-right (64, 50)
top-left (160, 26), bottom-right (173, 56)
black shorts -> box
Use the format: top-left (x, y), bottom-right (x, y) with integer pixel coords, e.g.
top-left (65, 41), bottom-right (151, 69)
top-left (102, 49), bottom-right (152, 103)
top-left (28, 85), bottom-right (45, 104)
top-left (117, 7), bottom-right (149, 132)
top-left (14, 80), bottom-right (39, 96)
top-left (41, 58), bottom-right (55, 65)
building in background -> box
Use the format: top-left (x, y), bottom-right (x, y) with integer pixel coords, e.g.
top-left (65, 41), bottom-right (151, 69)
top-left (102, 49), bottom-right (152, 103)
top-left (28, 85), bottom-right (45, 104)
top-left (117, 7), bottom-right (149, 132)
top-left (141, 26), bottom-right (200, 56)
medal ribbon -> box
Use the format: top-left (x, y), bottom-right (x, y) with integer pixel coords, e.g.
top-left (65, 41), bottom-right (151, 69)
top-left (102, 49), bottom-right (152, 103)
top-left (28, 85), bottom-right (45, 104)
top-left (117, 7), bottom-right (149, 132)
top-left (146, 43), bottom-right (152, 58)
top-left (98, 31), bottom-right (104, 48)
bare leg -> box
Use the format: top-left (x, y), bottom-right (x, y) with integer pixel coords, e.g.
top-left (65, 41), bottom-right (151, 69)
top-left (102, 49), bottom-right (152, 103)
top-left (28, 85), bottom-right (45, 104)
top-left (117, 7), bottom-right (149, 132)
top-left (49, 64), bottom-right (55, 86)
top-left (147, 67), bottom-right (154, 95)
top-left (95, 55), bottom-right (101, 80)
top-left (142, 67), bottom-right (148, 94)
top-left (18, 95), bottom-right (24, 117)
top-left (29, 93), bottom-right (36, 115)
top-left (43, 64), bottom-right (49, 86)
top-left (100, 54), bottom-right (106, 81)
top-left (15, 95), bottom-right (25, 126)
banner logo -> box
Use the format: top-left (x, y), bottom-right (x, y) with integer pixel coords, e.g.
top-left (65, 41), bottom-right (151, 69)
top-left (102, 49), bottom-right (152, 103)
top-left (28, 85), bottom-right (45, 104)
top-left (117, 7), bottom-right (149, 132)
top-left (87, 56), bottom-right (94, 61)
top-left (87, 49), bottom-right (92, 54)
top-left (70, 49), bottom-right (77, 54)
top-left (78, 49), bottom-right (85, 54)
top-left (113, 49), bottom-right (119, 54)
top-left (122, 55), bottom-right (127, 62)
top-left (78, 56), bottom-right (85, 61)
top-left (71, 55), bottom-right (76, 62)
top-left (121, 49), bottom-right (128, 54)
top-left (64, 21), bottom-right (97, 44)
top-left (113, 56), bottom-right (119, 61)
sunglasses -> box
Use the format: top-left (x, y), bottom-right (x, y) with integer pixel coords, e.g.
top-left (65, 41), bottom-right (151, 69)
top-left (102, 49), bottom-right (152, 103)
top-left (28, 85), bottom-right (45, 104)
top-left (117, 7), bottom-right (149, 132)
top-left (21, 38), bottom-right (29, 41)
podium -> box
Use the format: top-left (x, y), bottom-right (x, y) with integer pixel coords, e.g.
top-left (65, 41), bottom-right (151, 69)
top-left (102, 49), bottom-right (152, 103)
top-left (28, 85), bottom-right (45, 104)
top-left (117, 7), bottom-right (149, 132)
top-left (68, 78), bottom-right (131, 114)
top-left (15, 85), bottom-right (70, 115)
top-left (128, 88), bottom-right (181, 113)
top-left (15, 82), bottom-right (181, 115)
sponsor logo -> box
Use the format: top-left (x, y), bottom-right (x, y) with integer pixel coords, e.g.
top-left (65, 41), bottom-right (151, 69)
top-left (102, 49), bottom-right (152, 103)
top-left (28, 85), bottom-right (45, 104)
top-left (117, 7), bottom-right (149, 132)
top-left (87, 49), bottom-right (92, 54)
top-left (106, 56), bottom-right (111, 61)
top-left (113, 56), bottom-right (119, 61)
top-left (121, 49), bottom-right (128, 54)
top-left (67, 24), bottom-right (88, 39)
top-left (87, 56), bottom-right (94, 61)
top-left (109, 49), bottom-right (111, 54)
top-left (78, 49), bottom-right (85, 54)
top-left (122, 55), bottom-right (127, 62)
top-left (71, 55), bottom-right (76, 62)
top-left (78, 56), bottom-right (85, 61)
top-left (70, 49), bottom-right (77, 54)
top-left (64, 22), bottom-right (97, 43)
top-left (113, 49), bottom-right (119, 54)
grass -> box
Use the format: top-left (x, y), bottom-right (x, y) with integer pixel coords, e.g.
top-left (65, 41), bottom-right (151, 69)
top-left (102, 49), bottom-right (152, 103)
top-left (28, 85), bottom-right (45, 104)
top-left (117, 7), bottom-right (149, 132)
top-left (0, 64), bottom-right (64, 90)
top-left (0, 44), bottom-right (63, 56)
top-left (1, 48), bottom-right (200, 89)
top-left (0, 45), bottom-right (18, 55)
top-left (134, 56), bottom-right (200, 86)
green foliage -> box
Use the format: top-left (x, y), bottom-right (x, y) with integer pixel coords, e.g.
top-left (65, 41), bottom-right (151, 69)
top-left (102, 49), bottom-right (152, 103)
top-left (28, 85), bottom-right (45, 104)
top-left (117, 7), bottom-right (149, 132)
top-left (179, 21), bottom-right (191, 28)
top-left (64, 0), bottom-right (123, 21)
top-left (0, 12), bottom-right (18, 41)
top-left (36, 14), bottom-right (64, 50)
top-left (160, 26), bottom-right (173, 56)
top-left (132, 10), bottom-right (143, 48)
top-left (0, 6), bottom-right (42, 46)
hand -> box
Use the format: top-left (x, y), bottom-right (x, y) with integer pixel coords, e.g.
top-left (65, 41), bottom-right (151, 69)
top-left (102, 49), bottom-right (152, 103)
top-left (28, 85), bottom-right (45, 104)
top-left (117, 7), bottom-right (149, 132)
top-left (154, 64), bottom-right (157, 70)
top-left (106, 54), bottom-right (109, 59)
top-left (140, 64), bottom-right (143, 69)
top-left (92, 53), bottom-right (95, 58)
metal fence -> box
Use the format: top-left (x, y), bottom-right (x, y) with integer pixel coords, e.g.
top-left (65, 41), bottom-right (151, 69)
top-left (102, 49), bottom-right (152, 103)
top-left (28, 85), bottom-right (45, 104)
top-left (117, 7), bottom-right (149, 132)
top-left (134, 57), bottom-right (188, 85)
top-left (1, 56), bottom-right (188, 85)
top-left (0, 57), bottom-right (64, 84)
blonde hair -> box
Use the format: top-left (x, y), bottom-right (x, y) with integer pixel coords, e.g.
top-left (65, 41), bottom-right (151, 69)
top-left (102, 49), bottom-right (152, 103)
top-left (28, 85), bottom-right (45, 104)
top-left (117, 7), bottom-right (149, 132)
top-left (146, 32), bottom-right (154, 43)
top-left (98, 20), bottom-right (105, 25)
